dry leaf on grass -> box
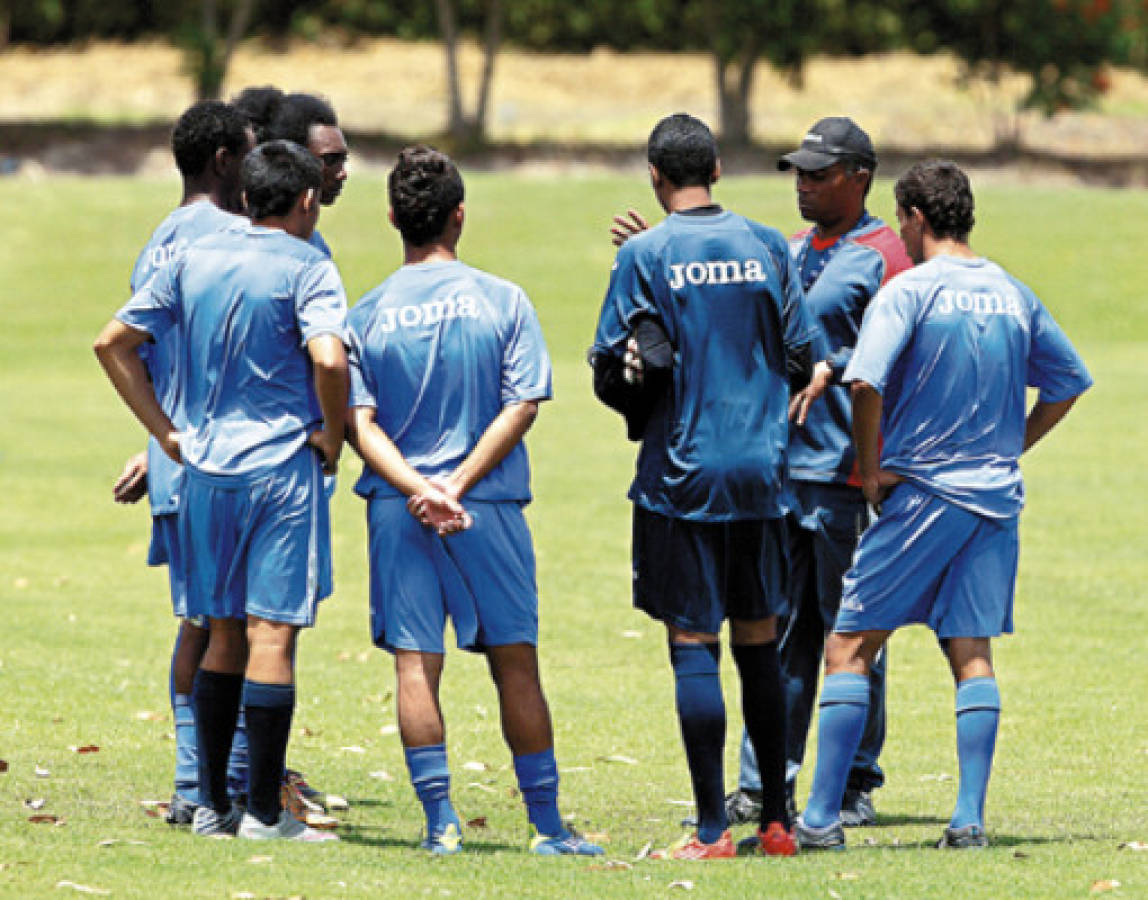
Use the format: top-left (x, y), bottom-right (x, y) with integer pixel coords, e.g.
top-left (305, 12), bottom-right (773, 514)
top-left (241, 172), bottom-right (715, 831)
top-left (597, 754), bottom-right (638, 765)
top-left (69, 745), bottom-right (99, 754)
top-left (97, 839), bottom-right (146, 847)
top-left (232, 893), bottom-right (257, 899)
top-left (23, 799), bottom-right (45, 810)
top-left (918, 773), bottom-right (953, 782)
top-left (590, 860), bottom-right (632, 871)
top-left (635, 840), bottom-right (654, 861)
top-left (466, 816), bottom-right (488, 828)
top-left (462, 761), bottom-right (487, 772)
top-left (668, 881), bottom-right (694, 891)
top-left (298, 726), bottom-right (316, 737)
top-left (621, 630), bottom-right (643, 639)
top-left (1091, 880), bottom-right (1121, 894)
top-left (337, 651), bottom-right (352, 662)
top-left (339, 745), bottom-right (367, 754)
top-left (835, 872), bottom-right (860, 881)
top-left (1013, 850), bottom-right (1029, 858)
top-left (55, 881), bottom-right (109, 895)
top-left (34, 765), bottom-right (50, 777)
top-left (368, 770), bottom-right (395, 781)
top-left (467, 782), bottom-right (495, 794)
top-left (0, 760), bottom-right (9, 773)
top-left (29, 814), bottom-right (63, 825)
top-left (134, 710), bottom-right (164, 722)
top-left (379, 724), bottom-right (398, 736)
top-left (1118, 841), bottom-right (1147, 851)
top-left (248, 855), bottom-right (273, 864)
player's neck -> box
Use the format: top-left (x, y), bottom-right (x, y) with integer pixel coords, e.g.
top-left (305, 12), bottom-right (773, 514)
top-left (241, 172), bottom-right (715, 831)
top-left (404, 243), bottom-right (457, 266)
top-left (663, 186), bottom-right (714, 214)
top-left (923, 235), bottom-right (977, 261)
top-left (814, 207), bottom-right (865, 241)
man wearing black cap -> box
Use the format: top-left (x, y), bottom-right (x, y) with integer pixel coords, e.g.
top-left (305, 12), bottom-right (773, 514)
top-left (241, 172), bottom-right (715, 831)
top-left (615, 117), bottom-right (913, 832)
top-left (728, 116), bottom-right (912, 829)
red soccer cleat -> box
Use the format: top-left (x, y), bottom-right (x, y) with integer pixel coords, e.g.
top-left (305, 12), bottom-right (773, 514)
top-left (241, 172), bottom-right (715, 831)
top-left (757, 821), bottom-right (798, 857)
top-left (667, 829), bottom-right (737, 860)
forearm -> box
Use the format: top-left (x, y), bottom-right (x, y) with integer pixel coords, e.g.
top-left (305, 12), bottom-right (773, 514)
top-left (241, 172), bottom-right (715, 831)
top-left (94, 328), bottom-right (175, 444)
top-left (850, 381), bottom-right (884, 481)
top-left (446, 401), bottom-right (539, 498)
top-left (309, 335), bottom-right (349, 454)
top-left (1023, 396), bottom-right (1078, 453)
top-left (347, 408), bottom-right (434, 497)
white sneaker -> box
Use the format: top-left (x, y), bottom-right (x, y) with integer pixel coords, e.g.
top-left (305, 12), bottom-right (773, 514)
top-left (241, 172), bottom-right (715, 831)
top-left (192, 804), bottom-right (242, 837)
top-left (238, 810), bottom-right (339, 842)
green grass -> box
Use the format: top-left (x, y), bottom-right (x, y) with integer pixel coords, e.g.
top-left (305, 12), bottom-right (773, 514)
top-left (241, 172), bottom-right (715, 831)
top-left (0, 172), bottom-right (1145, 898)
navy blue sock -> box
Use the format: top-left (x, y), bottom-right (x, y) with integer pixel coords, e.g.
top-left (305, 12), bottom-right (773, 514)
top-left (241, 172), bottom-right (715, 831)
top-left (513, 748), bottom-right (565, 838)
top-left (242, 680), bottom-right (295, 826)
top-left (670, 642), bottom-right (726, 844)
top-left (404, 744), bottom-right (460, 836)
top-left (952, 677), bottom-right (1000, 829)
top-left (804, 672), bottom-right (869, 828)
top-left (732, 641), bottom-right (789, 829)
top-left (192, 669), bottom-right (243, 813)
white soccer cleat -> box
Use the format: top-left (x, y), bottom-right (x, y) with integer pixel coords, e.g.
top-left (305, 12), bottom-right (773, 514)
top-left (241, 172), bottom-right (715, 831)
top-left (238, 810), bottom-right (339, 842)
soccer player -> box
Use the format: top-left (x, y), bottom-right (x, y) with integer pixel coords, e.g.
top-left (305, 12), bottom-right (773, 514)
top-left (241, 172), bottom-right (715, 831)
top-left (346, 145), bottom-right (603, 858)
top-left (591, 114), bottom-right (815, 859)
top-left (111, 99), bottom-right (253, 824)
top-left (795, 160), bottom-right (1092, 851)
top-left (94, 140), bottom-right (349, 842)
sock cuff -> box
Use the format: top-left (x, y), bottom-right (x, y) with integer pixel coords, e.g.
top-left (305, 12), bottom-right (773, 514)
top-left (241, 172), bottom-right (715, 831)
top-left (819, 672), bottom-right (870, 707)
top-left (193, 669), bottom-right (243, 699)
top-left (669, 641), bottom-right (721, 676)
top-left (242, 680), bottom-right (295, 709)
top-left (730, 640), bottom-right (779, 667)
top-left (956, 677), bottom-right (1000, 714)
top-left (513, 748), bottom-right (559, 790)
top-left (405, 743), bottom-right (450, 782)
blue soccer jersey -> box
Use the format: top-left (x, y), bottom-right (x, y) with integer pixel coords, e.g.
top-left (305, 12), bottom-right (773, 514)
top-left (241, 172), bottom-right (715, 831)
top-left (117, 222), bottom-right (348, 477)
top-left (348, 260), bottom-right (552, 502)
top-left (592, 209), bottom-right (816, 522)
top-left (128, 201), bottom-right (241, 512)
top-left (844, 255), bottom-right (1092, 519)
top-left (787, 215), bottom-right (912, 485)
top-left (309, 228), bottom-right (332, 258)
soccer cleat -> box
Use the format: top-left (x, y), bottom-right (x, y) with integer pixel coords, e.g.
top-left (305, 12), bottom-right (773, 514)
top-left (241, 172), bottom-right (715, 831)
top-left (793, 816), bottom-right (846, 852)
top-left (164, 792), bottom-right (200, 826)
top-left (666, 830), bottom-right (736, 860)
top-left (937, 824), bottom-right (989, 849)
top-left (238, 809), bottom-right (339, 842)
top-left (283, 769), bottom-right (327, 816)
top-left (420, 822), bottom-right (464, 856)
top-left (757, 821), bottom-right (798, 857)
top-left (839, 789), bottom-right (877, 827)
top-left (681, 788), bottom-right (762, 828)
top-left (529, 827), bottom-right (605, 857)
top-left (192, 804), bottom-right (242, 837)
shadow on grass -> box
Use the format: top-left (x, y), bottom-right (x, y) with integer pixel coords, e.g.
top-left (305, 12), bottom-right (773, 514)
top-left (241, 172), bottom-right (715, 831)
top-left (338, 825), bottom-right (518, 854)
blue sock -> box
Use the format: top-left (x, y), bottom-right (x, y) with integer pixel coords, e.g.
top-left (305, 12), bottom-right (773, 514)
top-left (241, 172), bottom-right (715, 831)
top-left (514, 748), bottom-right (565, 838)
top-left (227, 708), bottom-right (249, 802)
top-left (172, 694), bottom-right (203, 804)
top-left (951, 677), bottom-right (1000, 829)
top-left (670, 642), bottom-right (726, 844)
top-left (804, 672), bottom-right (869, 828)
top-left (405, 744), bottom-right (460, 836)
top-left (242, 680), bottom-right (295, 826)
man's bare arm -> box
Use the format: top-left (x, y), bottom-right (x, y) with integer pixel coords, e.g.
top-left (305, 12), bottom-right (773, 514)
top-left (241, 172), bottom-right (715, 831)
top-left (305, 334), bottom-right (349, 474)
top-left (851, 380), bottom-right (901, 509)
top-left (1023, 396), bottom-right (1079, 453)
top-left (113, 451), bottom-right (149, 503)
top-left (437, 400), bottom-right (541, 500)
top-left (93, 320), bottom-right (181, 462)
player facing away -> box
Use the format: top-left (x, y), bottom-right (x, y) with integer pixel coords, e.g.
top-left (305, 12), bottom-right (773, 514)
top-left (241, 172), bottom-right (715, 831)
top-left (94, 140), bottom-right (349, 842)
top-left (345, 146), bottom-right (603, 857)
top-left (795, 160), bottom-right (1093, 852)
top-left (111, 99), bottom-right (254, 824)
top-left (590, 114), bottom-right (816, 859)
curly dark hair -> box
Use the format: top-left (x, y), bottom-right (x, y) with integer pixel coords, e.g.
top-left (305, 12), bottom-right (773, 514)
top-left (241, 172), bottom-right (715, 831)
top-left (266, 92), bottom-right (338, 148)
top-left (242, 140), bottom-right (322, 221)
top-left (231, 85), bottom-right (285, 144)
top-left (894, 160), bottom-right (975, 242)
top-left (647, 113), bottom-right (718, 189)
top-left (171, 100), bottom-right (250, 179)
top-left (388, 146), bottom-right (465, 246)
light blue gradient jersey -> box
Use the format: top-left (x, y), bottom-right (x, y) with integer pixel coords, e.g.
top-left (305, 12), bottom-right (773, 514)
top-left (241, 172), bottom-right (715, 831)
top-left (592, 208), bottom-right (815, 522)
top-left (348, 260), bottom-right (552, 502)
top-left (118, 223), bottom-right (348, 478)
top-left (129, 201), bottom-right (242, 512)
top-left (308, 229), bottom-right (332, 258)
top-left (787, 215), bottom-right (912, 484)
top-left (844, 255), bottom-right (1092, 519)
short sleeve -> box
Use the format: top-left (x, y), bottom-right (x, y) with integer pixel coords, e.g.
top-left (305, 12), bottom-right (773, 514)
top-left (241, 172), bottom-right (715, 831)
top-left (116, 257), bottom-right (181, 342)
top-left (775, 240), bottom-right (816, 353)
top-left (501, 289), bottom-right (553, 406)
top-left (843, 279), bottom-right (917, 393)
top-left (591, 242), bottom-right (658, 358)
top-left (1026, 296), bottom-right (1093, 402)
top-left (296, 258), bottom-right (348, 345)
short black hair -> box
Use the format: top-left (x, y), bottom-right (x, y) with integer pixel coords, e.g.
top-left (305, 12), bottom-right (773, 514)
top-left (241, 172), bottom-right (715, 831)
top-left (894, 160), bottom-right (976, 242)
top-left (647, 114), bottom-right (718, 189)
top-left (171, 100), bottom-right (250, 178)
top-left (388, 145), bottom-right (465, 246)
top-left (267, 93), bottom-right (339, 148)
top-left (231, 85), bottom-right (284, 144)
top-left (242, 140), bottom-right (322, 220)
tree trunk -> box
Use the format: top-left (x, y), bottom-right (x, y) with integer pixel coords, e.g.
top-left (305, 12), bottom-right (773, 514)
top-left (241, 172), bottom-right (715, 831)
top-left (714, 52), bottom-right (754, 146)
top-left (472, 0), bottom-right (503, 138)
top-left (434, 0), bottom-right (468, 139)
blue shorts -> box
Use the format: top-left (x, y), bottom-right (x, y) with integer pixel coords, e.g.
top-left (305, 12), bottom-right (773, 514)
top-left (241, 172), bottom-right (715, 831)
top-left (837, 482), bottom-right (1017, 639)
top-left (631, 506), bottom-right (789, 634)
top-left (148, 513), bottom-right (190, 619)
top-left (180, 447), bottom-right (332, 626)
top-left (367, 498), bottom-right (539, 653)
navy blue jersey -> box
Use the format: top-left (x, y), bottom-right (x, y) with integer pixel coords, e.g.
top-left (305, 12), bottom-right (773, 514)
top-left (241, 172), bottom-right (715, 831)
top-left (593, 210), bottom-right (815, 522)
top-left (128, 201), bottom-right (242, 513)
top-left (787, 216), bottom-right (912, 485)
top-left (348, 260), bottom-right (552, 503)
top-left (845, 255), bottom-right (1092, 519)
top-left (118, 223), bottom-right (348, 478)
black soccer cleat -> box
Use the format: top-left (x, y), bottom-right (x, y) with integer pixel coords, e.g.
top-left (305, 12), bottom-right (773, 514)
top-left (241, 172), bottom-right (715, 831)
top-left (937, 824), bottom-right (989, 849)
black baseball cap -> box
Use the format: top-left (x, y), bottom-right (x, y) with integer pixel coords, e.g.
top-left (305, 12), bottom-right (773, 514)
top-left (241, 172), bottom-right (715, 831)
top-left (778, 117), bottom-right (877, 172)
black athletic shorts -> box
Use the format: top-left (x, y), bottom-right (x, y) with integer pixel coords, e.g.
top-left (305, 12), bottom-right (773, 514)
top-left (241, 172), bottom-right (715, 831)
top-left (631, 506), bottom-right (789, 634)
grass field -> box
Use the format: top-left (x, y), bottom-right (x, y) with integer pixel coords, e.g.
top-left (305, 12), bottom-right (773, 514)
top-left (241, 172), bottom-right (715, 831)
top-left (0, 171), bottom-right (1146, 898)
